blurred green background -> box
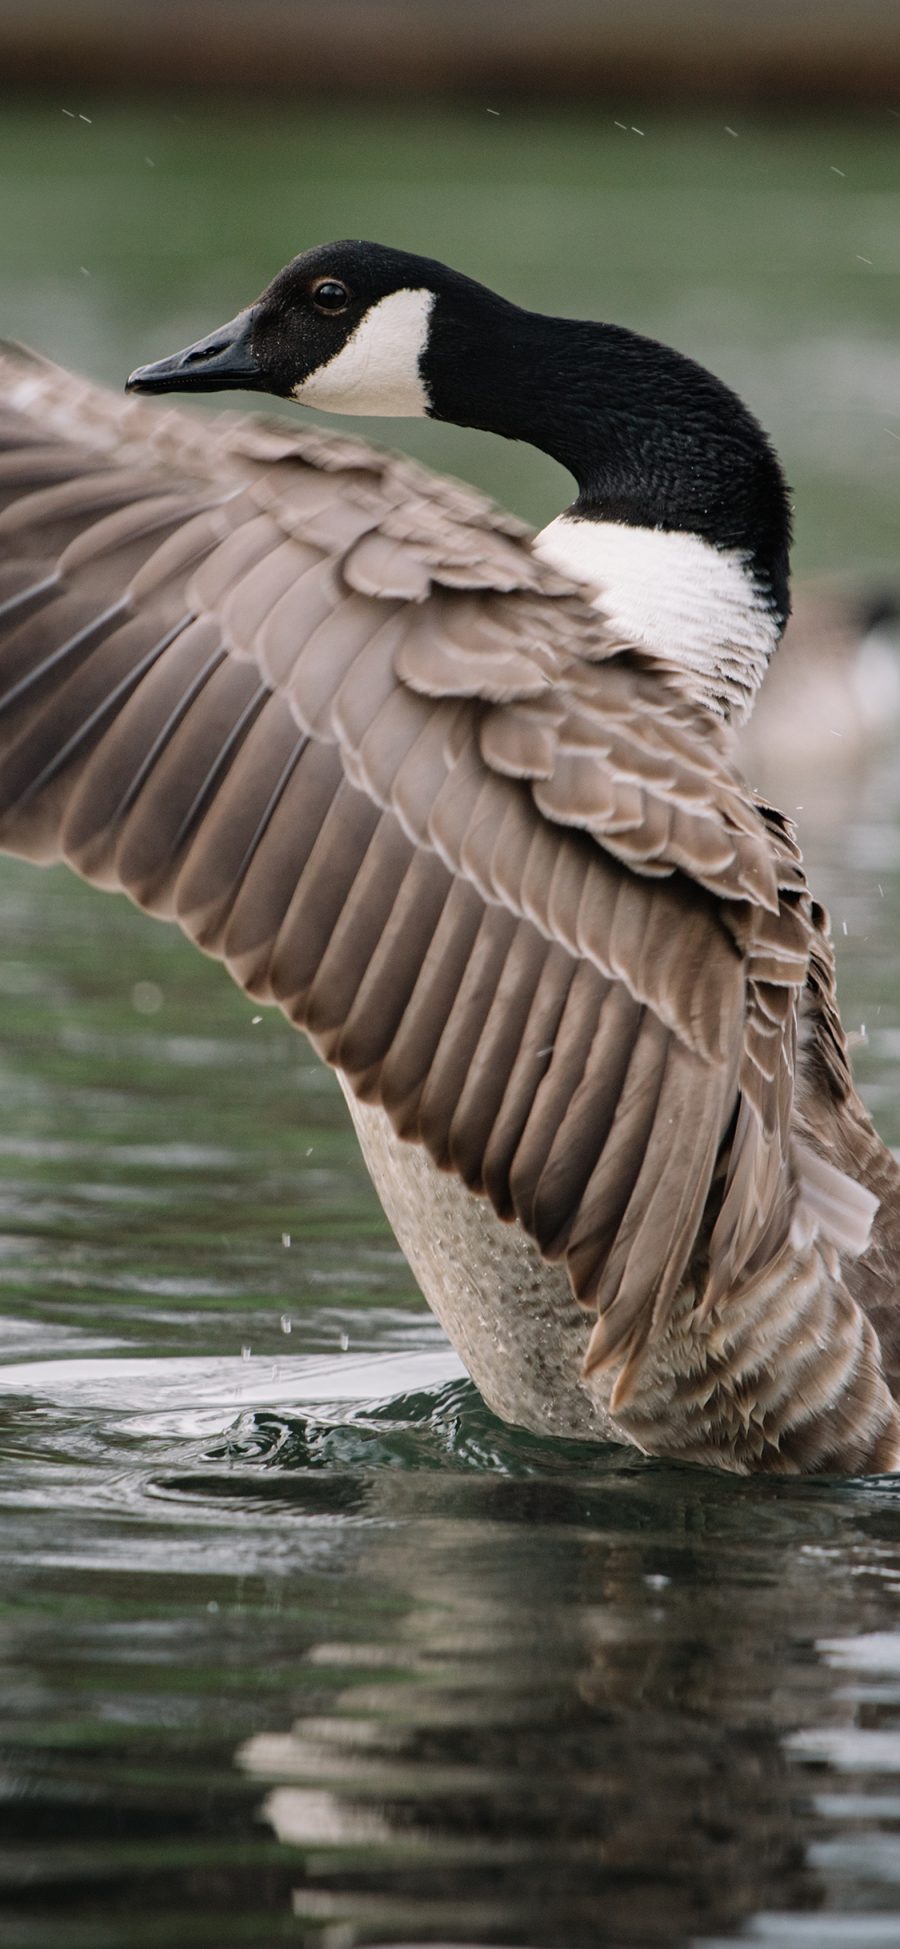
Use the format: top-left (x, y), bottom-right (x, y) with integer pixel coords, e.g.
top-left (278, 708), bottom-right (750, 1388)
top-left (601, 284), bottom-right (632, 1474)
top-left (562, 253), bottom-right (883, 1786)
top-left (1, 98), bottom-right (898, 582)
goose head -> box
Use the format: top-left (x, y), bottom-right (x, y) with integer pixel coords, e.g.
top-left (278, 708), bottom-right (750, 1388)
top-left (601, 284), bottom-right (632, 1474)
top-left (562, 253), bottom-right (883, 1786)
top-left (127, 239), bottom-right (792, 723)
top-left (126, 240), bottom-right (462, 415)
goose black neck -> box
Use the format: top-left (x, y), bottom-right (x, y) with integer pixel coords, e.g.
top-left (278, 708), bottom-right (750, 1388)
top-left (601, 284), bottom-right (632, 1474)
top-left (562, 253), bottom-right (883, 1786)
top-left (423, 286), bottom-right (792, 627)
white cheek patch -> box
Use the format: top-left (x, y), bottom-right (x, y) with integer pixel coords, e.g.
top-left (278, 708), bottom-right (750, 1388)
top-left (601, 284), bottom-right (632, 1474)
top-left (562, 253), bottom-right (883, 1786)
top-left (292, 286), bottom-right (434, 417)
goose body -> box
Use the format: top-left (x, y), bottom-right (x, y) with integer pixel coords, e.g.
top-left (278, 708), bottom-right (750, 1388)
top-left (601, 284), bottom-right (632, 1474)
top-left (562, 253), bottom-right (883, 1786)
top-left (1, 240), bottom-right (898, 1474)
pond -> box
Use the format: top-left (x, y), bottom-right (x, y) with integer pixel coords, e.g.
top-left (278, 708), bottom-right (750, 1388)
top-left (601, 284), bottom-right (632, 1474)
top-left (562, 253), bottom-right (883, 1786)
top-left (1, 99), bottom-right (899, 1948)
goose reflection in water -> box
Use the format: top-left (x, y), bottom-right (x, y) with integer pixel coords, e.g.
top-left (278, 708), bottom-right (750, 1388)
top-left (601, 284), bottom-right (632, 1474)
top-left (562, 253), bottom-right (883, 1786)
top-left (212, 1433), bottom-right (895, 1949)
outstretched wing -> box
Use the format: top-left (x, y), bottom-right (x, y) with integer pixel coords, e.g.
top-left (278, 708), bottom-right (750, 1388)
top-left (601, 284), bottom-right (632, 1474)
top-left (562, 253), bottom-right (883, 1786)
top-left (0, 345), bottom-right (811, 1379)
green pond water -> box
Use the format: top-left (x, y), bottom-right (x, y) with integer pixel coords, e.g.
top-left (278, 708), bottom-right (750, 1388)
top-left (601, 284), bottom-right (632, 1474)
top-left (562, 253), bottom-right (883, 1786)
top-left (0, 99), bottom-right (899, 1948)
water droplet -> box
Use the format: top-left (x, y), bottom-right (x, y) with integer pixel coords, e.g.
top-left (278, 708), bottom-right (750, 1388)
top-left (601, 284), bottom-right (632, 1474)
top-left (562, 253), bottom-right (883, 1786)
top-left (131, 980), bottom-right (163, 1015)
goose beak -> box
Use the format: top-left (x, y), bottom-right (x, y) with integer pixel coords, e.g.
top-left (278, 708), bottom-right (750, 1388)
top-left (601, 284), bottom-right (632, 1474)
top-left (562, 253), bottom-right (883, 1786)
top-left (126, 309), bottom-right (264, 395)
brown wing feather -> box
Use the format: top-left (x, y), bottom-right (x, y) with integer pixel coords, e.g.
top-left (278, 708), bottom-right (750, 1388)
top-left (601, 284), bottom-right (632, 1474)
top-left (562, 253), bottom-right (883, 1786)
top-left (0, 346), bottom-right (814, 1386)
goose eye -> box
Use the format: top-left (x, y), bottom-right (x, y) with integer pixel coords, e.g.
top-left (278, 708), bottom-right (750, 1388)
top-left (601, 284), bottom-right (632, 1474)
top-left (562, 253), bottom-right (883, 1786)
top-left (312, 279), bottom-right (351, 314)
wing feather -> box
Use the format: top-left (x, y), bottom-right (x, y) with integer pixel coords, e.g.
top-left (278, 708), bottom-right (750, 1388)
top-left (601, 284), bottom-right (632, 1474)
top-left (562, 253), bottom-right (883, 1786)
top-left (0, 347), bottom-right (818, 1395)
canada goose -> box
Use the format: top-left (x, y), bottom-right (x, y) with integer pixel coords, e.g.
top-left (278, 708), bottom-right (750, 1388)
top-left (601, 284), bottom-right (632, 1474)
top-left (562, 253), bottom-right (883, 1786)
top-left (1, 239), bottom-right (898, 1477)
